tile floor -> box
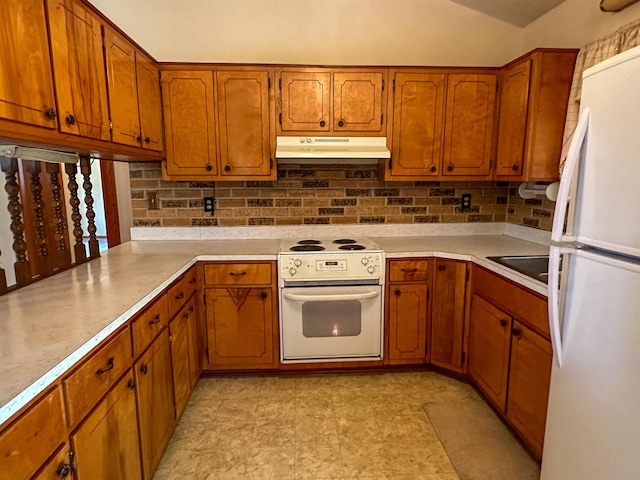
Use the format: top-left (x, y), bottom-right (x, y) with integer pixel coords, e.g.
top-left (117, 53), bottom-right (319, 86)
top-left (153, 371), bottom-right (481, 480)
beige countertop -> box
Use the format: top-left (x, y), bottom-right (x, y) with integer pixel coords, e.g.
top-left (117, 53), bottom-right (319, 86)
top-left (0, 233), bottom-right (548, 424)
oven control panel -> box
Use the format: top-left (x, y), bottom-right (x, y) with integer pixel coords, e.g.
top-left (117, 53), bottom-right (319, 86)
top-left (279, 253), bottom-right (383, 282)
top-left (316, 259), bottom-right (347, 271)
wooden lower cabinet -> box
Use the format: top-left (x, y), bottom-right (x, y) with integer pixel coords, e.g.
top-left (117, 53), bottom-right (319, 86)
top-left (507, 321), bottom-right (553, 457)
top-left (134, 329), bottom-right (175, 479)
top-left (430, 259), bottom-right (468, 372)
top-left (467, 293), bottom-right (512, 412)
top-left (71, 371), bottom-right (142, 480)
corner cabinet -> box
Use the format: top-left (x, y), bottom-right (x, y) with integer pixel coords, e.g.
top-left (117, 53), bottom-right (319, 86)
top-left (203, 261), bottom-right (279, 369)
top-left (277, 68), bottom-right (388, 135)
top-left (495, 48), bottom-right (578, 181)
top-left (385, 69), bottom-right (496, 180)
top-left (161, 67), bottom-right (275, 180)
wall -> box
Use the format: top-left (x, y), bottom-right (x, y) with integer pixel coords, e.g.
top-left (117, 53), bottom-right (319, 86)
top-left (89, 0), bottom-right (523, 66)
top-left (522, 0), bottom-right (640, 50)
top-left (129, 162), bottom-right (556, 230)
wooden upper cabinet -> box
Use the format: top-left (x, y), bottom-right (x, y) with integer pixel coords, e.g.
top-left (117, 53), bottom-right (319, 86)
top-left (389, 72), bottom-right (446, 177)
top-left (46, 0), bottom-right (110, 140)
top-left (104, 26), bottom-right (141, 148)
top-left (496, 49), bottom-right (578, 181)
top-left (280, 70), bottom-right (331, 132)
top-left (495, 60), bottom-right (531, 177)
top-left (430, 259), bottom-right (468, 373)
top-left (333, 72), bottom-right (385, 132)
top-left (215, 69), bottom-right (273, 178)
top-left (442, 73), bottom-right (496, 177)
top-left (136, 52), bottom-right (163, 151)
top-left (161, 70), bottom-right (217, 177)
top-left (0, 0), bottom-right (56, 128)
top-left (277, 68), bottom-right (386, 135)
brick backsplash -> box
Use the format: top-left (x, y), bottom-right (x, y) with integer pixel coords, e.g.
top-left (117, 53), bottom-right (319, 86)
top-left (129, 162), bottom-right (554, 230)
top-left (506, 185), bottom-right (556, 230)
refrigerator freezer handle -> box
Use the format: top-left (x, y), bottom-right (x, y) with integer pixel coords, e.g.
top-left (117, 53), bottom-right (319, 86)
top-left (548, 245), bottom-right (564, 367)
top-left (551, 108), bottom-right (591, 243)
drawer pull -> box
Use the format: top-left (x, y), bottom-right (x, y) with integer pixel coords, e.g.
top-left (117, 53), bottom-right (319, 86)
top-left (189, 277), bottom-right (197, 284)
top-left (175, 291), bottom-right (185, 300)
top-left (140, 364), bottom-right (149, 375)
top-left (149, 314), bottom-right (161, 325)
top-left (401, 268), bottom-right (418, 273)
top-left (96, 357), bottom-right (115, 375)
top-left (229, 271), bottom-right (247, 277)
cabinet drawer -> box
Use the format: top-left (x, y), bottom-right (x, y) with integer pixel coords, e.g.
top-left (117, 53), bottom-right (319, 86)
top-left (0, 387), bottom-right (65, 480)
top-left (388, 259), bottom-right (429, 282)
top-left (168, 267), bottom-right (197, 319)
top-left (473, 266), bottom-right (549, 338)
top-left (204, 262), bottom-right (272, 285)
top-left (63, 328), bottom-right (132, 426)
top-left (131, 294), bottom-right (169, 356)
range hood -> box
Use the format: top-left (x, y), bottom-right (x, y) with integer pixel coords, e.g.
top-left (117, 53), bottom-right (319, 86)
top-left (276, 136), bottom-right (390, 163)
top-left (0, 145), bottom-right (79, 164)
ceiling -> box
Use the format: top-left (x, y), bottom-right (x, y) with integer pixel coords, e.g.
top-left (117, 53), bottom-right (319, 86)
top-left (448, 0), bottom-right (567, 27)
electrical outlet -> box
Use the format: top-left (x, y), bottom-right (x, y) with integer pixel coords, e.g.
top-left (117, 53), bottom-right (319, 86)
top-left (203, 197), bottom-right (214, 213)
top-left (461, 193), bottom-right (471, 211)
top-left (148, 192), bottom-right (159, 210)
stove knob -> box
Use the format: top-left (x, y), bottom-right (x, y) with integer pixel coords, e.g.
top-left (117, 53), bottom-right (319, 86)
top-left (361, 257), bottom-right (369, 265)
top-left (367, 266), bottom-right (375, 274)
top-left (289, 268), bottom-right (297, 276)
top-left (294, 259), bottom-right (302, 267)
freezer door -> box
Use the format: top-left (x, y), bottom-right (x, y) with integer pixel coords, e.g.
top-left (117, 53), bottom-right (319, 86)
top-left (572, 46), bottom-right (640, 257)
top-left (541, 249), bottom-right (640, 479)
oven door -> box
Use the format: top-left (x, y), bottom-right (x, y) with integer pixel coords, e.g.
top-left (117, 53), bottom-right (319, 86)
top-left (280, 284), bottom-right (383, 362)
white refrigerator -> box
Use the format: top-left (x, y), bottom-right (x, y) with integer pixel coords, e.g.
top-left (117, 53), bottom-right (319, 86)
top-left (541, 45), bottom-right (640, 479)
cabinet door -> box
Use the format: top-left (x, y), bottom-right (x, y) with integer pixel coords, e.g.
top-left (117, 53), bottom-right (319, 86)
top-left (216, 70), bottom-right (272, 177)
top-left (389, 73), bottom-right (446, 177)
top-left (280, 70), bottom-right (331, 132)
top-left (333, 72), bottom-right (385, 132)
top-left (46, 0), bottom-right (110, 140)
top-left (0, 0), bottom-right (56, 128)
top-left (169, 310), bottom-right (191, 419)
top-left (468, 294), bottom-right (511, 412)
top-left (135, 329), bottom-right (175, 480)
top-left (161, 70), bottom-right (217, 177)
top-left (507, 321), bottom-right (552, 458)
top-left (442, 74), bottom-right (496, 177)
top-left (495, 60), bottom-right (531, 177)
top-left (430, 260), bottom-right (467, 372)
top-left (387, 284), bottom-right (428, 364)
top-left (206, 287), bottom-right (277, 367)
top-left (136, 52), bottom-right (163, 152)
top-left (72, 371), bottom-right (142, 480)
top-left (104, 27), bottom-right (141, 148)
top-left (186, 301), bottom-right (201, 387)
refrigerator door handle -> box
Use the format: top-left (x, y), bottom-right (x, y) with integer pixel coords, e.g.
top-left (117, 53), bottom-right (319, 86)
top-left (551, 108), bottom-right (591, 243)
top-left (548, 245), bottom-right (564, 367)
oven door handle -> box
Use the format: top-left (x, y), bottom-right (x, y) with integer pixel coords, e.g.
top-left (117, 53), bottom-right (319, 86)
top-left (282, 291), bottom-right (379, 302)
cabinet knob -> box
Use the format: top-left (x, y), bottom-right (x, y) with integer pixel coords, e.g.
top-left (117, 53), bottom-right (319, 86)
top-left (319, 120), bottom-right (326, 127)
top-left (140, 364), bottom-right (148, 375)
top-left (500, 319), bottom-right (508, 327)
top-left (45, 108), bottom-right (57, 119)
top-left (438, 264), bottom-right (446, 271)
top-left (512, 164), bottom-right (519, 171)
top-left (135, 135), bottom-right (142, 143)
top-left (58, 463), bottom-right (73, 478)
top-left (183, 311), bottom-right (189, 319)
top-left (127, 378), bottom-right (136, 390)
top-left (224, 165), bottom-right (231, 172)
top-left (205, 164), bottom-right (213, 172)
top-left (144, 136), bottom-right (150, 144)
top-left (512, 327), bottom-right (522, 337)
top-left (337, 119), bottom-right (345, 127)
top-left (447, 165), bottom-right (454, 172)
top-left (65, 114), bottom-right (76, 125)
top-left (394, 289), bottom-right (401, 297)
top-left (260, 291), bottom-right (267, 300)
top-left (429, 165), bottom-right (437, 173)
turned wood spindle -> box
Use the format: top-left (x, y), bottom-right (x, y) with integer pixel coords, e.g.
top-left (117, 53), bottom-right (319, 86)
top-left (24, 161), bottom-right (49, 276)
top-left (1, 157), bottom-right (32, 286)
top-left (46, 163), bottom-right (71, 270)
top-left (65, 162), bottom-right (86, 264)
top-left (80, 157), bottom-right (100, 258)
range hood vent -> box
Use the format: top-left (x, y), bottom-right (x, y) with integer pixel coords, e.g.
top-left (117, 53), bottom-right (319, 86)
top-left (0, 145), bottom-right (79, 164)
top-left (276, 137), bottom-right (390, 163)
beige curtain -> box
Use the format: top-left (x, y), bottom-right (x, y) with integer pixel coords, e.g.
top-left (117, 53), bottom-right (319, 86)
top-left (559, 18), bottom-right (640, 174)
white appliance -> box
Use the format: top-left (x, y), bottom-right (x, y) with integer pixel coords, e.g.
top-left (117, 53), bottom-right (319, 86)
top-left (278, 238), bottom-right (384, 363)
top-left (542, 44), bottom-right (640, 479)
top-left (275, 136), bottom-right (390, 162)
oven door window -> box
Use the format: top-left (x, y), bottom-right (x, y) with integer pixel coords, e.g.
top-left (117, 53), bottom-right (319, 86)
top-left (302, 300), bottom-right (362, 337)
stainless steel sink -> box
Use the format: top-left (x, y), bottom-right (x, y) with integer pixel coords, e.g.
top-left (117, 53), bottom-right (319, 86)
top-left (486, 255), bottom-right (551, 283)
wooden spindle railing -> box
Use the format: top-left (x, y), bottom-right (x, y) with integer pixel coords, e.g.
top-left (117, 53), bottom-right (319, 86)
top-left (80, 157), bottom-right (100, 259)
top-left (1, 157), bottom-right (32, 286)
top-left (24, 160), bottom-right (49, 276)
top-left (46, 163), bottom-right (71, 271)
top-left (65, 162), bottom-right (87, 264)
